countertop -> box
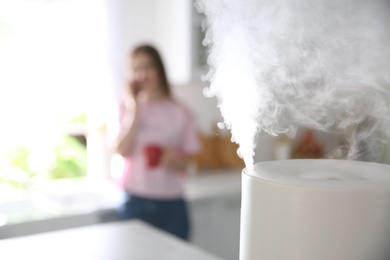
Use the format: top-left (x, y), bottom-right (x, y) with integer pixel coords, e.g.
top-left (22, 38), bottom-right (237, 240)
top-left (185, 170), bottom-right (241, 201)
top-left (0, 220), bottom-right (223, 260)
top-left (0, 171), bottom-right (242, 238)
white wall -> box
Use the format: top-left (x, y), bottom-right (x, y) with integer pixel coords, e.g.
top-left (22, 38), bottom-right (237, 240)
top-left (172, 82), bottom-right (276, 163)
top-left (152, 0), bottom-right (192, 85)
top-left (172, 83), bottom-right (222, 134)
top-left (104, 0), bottom-right (192, 102)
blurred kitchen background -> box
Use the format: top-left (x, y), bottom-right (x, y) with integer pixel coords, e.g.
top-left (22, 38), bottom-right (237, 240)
top-left (1, 1), bottom-right (390, 259)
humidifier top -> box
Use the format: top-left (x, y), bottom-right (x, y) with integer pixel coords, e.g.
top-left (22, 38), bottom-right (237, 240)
top-left (244, 159), bottom-right (390, 190)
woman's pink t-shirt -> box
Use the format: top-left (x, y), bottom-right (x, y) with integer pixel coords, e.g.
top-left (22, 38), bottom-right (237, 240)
top-left (118, 98), bottom-right (200, 199)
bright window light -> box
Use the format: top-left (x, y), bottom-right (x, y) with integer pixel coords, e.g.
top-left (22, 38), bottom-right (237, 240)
top-left (0, 0), bottom-right (110, 150)
top-left (0, 0), bottom-right (112, 186)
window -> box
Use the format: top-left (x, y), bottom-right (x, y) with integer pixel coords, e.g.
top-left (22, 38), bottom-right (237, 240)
top-left (0, 0), bottom-right (114, 209)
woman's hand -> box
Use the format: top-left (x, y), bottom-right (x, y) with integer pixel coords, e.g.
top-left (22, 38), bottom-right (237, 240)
top-left (115, 81), bottom-right (141, 157)
top-left (161, 147), bottom-right (189, 172)
top-left (129, 80), bottom-right (141, 99)
top-left (123, 80), bottom-right (141, 111)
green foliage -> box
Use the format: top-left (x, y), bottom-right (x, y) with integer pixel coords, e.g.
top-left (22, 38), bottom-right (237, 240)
top-left (0, 145), bottom-right (36, 189)
top-left (67, 112), bottom-right (86, 125)
top-left (49, 135), bottom-right (87, 179)
top-left (0, 134), bottom-right (87, 189)
top-left (8, 145), bottom-right (35, 177)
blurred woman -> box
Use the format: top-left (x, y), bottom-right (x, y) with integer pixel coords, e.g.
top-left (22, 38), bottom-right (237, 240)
top-left (114, 44), bottom-right (200, 240)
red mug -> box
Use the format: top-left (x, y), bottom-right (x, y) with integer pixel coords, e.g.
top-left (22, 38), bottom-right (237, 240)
top-left (144, 145), bottom-right (163, 168)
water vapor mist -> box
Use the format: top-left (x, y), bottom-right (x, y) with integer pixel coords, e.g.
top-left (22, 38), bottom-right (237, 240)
top-left (196, 0), bottom-right (390, 167)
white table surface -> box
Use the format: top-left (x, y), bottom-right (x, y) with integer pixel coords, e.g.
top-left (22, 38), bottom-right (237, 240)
top-left (0, 220), bottom-right (223, 260)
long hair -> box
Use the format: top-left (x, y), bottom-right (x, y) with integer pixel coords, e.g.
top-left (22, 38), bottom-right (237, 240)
top-left (131, 44), bottom-right (171, 97)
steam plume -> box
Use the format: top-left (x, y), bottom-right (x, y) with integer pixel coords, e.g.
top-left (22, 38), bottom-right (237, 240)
top-left (196, 0), bottom-right (390, 167)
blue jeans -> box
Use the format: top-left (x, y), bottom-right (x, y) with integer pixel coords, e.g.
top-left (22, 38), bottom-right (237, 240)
top-left (117, 193), bottom-right (190, 240)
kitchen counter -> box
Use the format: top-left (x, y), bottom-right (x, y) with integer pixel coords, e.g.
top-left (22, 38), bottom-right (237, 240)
top-left (0, 171), bottom-right (242, 239)
top-left (0, 220), bottom-right (222, 260)
top-left (185, 170), bottom-right (241, 201)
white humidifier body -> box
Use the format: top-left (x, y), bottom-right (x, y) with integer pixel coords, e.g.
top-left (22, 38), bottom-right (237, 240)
top-left (240, 159), bottom-right (390, 260)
